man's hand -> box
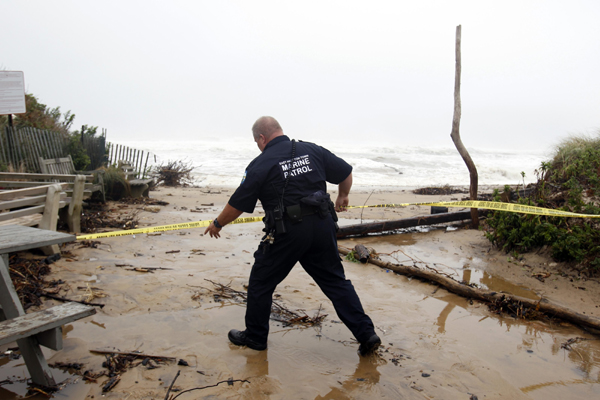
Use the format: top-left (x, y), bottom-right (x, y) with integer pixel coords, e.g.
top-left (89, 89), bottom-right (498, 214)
top-left (335, 194), bottom-right (349, 212)
top-left (336, 172), bottom-right (353, 212)
top-left (204, 222), bottom-right (222, 238)
top-left (204, 204), bottom-right (243, 239)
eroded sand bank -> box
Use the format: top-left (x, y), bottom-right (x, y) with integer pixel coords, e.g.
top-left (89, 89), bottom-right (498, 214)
top-left (2, 186), bottom-right (599, 399)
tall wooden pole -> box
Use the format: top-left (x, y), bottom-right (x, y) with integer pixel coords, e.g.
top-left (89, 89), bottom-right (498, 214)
top-left (450, 25), bottom-right (479, 228)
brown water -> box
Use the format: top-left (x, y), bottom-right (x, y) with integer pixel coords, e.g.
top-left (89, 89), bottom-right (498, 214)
top-left (1, 226), bottom-right (599, 399)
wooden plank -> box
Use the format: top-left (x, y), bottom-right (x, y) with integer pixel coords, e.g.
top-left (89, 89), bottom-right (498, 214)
top-left (17, 336), bottom-right (57, 386)
top-left (6, 127), bottom-right (17, 170)
top-left (45, 173), bottom-right (91, 182)
top-left (0, 206), bottom-right (45, 222)
top-left (0, 302), bottom-right (96, 346)
top-left (0, 185), bottom-right (54, 200)
top-left (36, 326), bottom-right (63, 350)
top-left (0, 184), bottom-right (67, 201)
top-left (0, 214), bottom-right (43, 227)
top-left (0, 172), bottom-right (83, 182)
top-left (29, 128), bottom-right (42, 172)
top-left (0, 128), bottom-right (7, 166)
top-left (38, 129), bottom-right (50, 160)
top-left (0, 194), bottom-right (47, 209)
top-left (143, 152), bottom-right (150, 179)
top-left (0, 181), bottom-right (73, 189)
top-left (0, 225), bottom-right (75, 254)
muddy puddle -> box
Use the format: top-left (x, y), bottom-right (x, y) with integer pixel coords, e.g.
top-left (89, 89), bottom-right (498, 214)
top-left (2, 224), bottom-right (600, 399)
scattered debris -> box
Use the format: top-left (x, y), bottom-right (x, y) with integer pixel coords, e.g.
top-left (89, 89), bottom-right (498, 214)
top-left (194, 280), bottom-right (327, 327)
top-left (78, 283), bottom-right (108, 303)
top-left (151, 160), bottom-right (195, 186)
top-left (124, 266), bottom-right (174, 273)
top-left (7, 255), bottom-right (62, 310)
top-left (77, 240), bottom-right (102, 249)
top-left (55, 349), bottom-right (177, 392)
top-left (79, 202), bottom-right (140, 233)
top-left (560, 337), bottom-right (598, 350)
top-left (532, 272), bottom-right (552, 282)
top-left (487, 295), bottom-right (545, 320)
top-left (413, 185), bottom-right (468, 195)
top-left (119, 198), bottom-right (169, 206)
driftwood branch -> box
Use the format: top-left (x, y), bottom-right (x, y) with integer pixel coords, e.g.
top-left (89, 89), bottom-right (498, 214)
top-left (170, 379), bottom-right (250, 400)
top-left (450, 24), bottom-right (479, 228)
top-left (90, 349), bottom-right (176, 360)
top-left (339, 246), bottom-right (600, 333)
top-left (164, 370), bottom-right (181, 400)
top-left (42, 292), bottom-right (105, 308)
top-left (337, 210), bottom-right (488, 238)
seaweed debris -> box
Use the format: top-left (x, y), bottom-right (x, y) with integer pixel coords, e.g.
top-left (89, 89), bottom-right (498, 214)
top-left (79, 202), bottom-right (140, 233)
top-left (7, 255), bottom-right (62, 311)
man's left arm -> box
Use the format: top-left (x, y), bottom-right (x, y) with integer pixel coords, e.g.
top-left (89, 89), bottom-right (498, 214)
top-left (204, 203), bottom-right (244, 238)
top-left (335, 172), bottom-right (353, 212)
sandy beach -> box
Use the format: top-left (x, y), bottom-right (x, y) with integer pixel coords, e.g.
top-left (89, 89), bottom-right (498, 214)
top-left (2, 185), bottom-right (600, 399)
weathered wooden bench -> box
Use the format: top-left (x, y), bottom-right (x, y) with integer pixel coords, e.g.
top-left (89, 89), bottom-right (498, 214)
top-left (0, 184), bottom-right (73, 254)
top-left (39, 155), bottom-right (105, 202)
top-left (0, 226), bottom-right (96, 387)
top-left (118, 160), bottom-right (154, 198)
top-left (0, 174), bottom-right (87, 235)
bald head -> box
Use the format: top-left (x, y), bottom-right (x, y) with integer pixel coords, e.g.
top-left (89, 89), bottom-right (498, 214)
top-left (252, 116), bottom-right (283, 141)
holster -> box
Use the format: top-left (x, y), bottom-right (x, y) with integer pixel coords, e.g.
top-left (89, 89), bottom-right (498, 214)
top-left (264, 208), bottom-right (286, 235)
top-left (300, 190), bottom-right (338, 230)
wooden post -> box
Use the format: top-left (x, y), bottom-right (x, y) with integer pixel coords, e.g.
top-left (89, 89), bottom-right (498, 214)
top-left (143, 152), bottom-right (150, 179)
top-left (39, 184), bottom-right (62, 255)
top-left (68, 175), bottom-right (85, 233)
top-left (450, 25), bottom-right (479, 228)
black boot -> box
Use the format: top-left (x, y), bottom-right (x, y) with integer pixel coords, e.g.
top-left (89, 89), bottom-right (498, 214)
top-left (228, 329), bottom-right (267, 351)
top-left (358, 334), bottom-right (381, 356)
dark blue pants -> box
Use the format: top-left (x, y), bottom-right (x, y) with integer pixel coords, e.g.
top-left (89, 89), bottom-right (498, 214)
top-left (244, 214), bottom-right (376, 344)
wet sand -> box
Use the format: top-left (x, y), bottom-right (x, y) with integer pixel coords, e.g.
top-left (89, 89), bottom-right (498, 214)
top-left (1, 186), bottom-right (600, 399)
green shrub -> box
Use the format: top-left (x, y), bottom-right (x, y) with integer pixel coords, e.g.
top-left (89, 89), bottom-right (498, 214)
top-left (483, 131), bottom-right (600, 276)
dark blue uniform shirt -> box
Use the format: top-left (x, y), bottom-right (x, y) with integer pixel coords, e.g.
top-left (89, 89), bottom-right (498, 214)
top-left (229, 135), bottom-right (352, 213)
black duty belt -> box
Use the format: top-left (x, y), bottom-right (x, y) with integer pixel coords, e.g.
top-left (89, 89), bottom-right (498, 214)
top-left (284, 203), bottom-right (318, 222)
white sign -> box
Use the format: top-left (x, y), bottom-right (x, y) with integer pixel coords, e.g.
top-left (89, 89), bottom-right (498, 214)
top-left (0, 71), bottom-right (26, 115)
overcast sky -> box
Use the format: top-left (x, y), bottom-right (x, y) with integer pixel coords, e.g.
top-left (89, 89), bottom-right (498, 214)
top-left (2, 0), bottom-right (599, 151)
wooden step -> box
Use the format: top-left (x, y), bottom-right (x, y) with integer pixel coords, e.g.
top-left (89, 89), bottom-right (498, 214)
top-left (0, 302), bottom-right (96, 346)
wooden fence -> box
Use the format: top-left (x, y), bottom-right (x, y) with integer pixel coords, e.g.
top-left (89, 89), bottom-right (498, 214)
top-left (82, 129), bottom-right (107, 171)
top-left (0, 126), bottom-right (156, 178)
top-left (107, 143), bottom-right (156, 179)
top-left (0, 127), bottom-right (67, 173)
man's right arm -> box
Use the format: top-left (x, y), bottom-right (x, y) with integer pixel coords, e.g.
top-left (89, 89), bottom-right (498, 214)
top-left (204, 203), bottom-right (243, 238)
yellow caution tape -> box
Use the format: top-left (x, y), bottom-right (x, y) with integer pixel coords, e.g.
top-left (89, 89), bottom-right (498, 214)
top-left (76, 200), bottom-right (599, 240)
top-left (76, 216), bottom-right (264, 240)
top-left (348, 200), bottom-right (600, 218)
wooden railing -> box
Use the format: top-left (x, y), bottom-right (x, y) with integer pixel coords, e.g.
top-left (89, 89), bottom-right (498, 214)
top-left (107, 143), bottom-right (156, 179)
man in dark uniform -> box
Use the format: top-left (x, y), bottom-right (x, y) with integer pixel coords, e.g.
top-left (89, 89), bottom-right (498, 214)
top-left (204, 116), bottom-right (380, 356)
